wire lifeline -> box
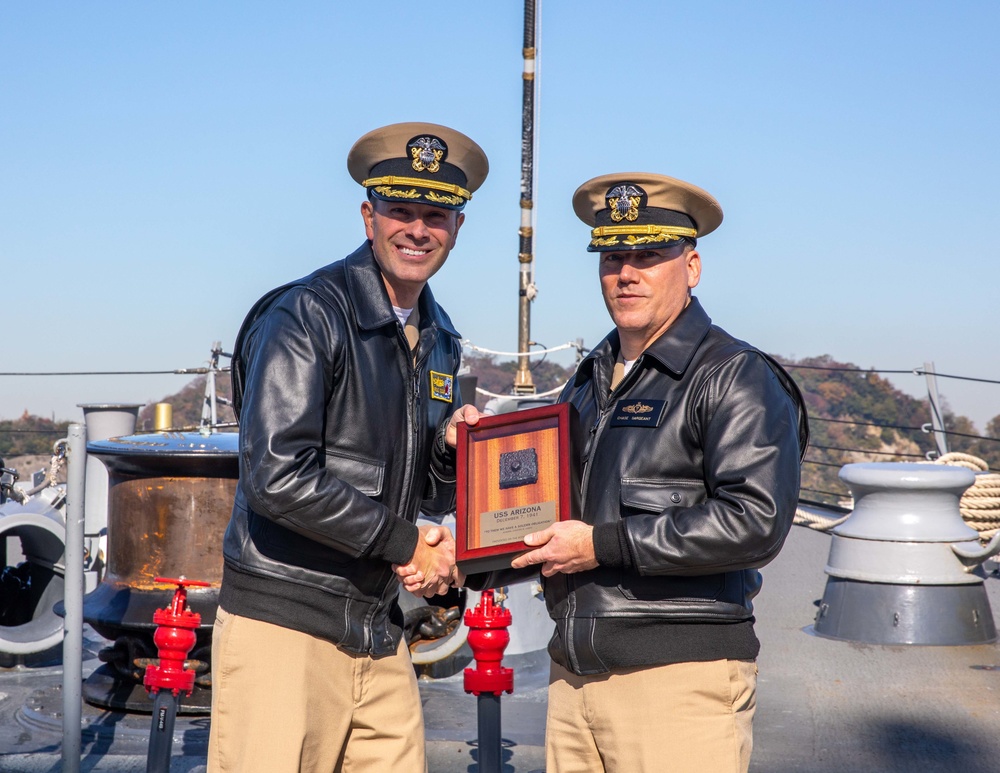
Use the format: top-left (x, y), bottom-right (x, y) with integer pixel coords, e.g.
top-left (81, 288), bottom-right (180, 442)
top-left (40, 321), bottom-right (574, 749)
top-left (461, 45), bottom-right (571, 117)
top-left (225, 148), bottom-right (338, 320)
top-left (799, 487), bottom-right (851, 500)
top-left (912, 370), bottom-right (1000, 385)
top-left (0, 367), bottom-right (229, 376)
top-left (785, 363), bottom-right (1000, 385)
top-left (3, 359), bottom-right (996, 382)
top-left (462, 341), bottom-right (579, 358)
top-left (0, 370), bottom-right (178, 376)
top-left (785, 365), bottom-right (914, 374)
top-left (810, 416), bottom-right (927, 431)
top-left (810, 416), bottom-right (1000, 443)
top-left (2, 429), bottom-right (67, 434)
top-left (922, 427), bottom-right (1000, 443)
top-left (476, 383), bottom-right (566, 400)
top-left (4, 451), bottom-right (69, 458)
top-left (810, 444), bottom-right (927, 458)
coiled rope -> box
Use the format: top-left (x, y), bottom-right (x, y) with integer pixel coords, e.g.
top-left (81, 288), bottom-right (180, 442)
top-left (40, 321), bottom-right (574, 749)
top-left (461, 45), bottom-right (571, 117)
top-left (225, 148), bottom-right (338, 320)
top-left (934, 452), bottom-right (1000, 541)
top-left (793, 504), bottom-right (850, 532)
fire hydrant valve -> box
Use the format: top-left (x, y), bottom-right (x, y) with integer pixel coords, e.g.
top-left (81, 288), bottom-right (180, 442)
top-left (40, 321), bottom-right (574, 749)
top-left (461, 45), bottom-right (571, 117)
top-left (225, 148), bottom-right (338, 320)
top-left (143, 577), bottom-right (210, 696)
top-left (463, 589), bottom-right (514, 696)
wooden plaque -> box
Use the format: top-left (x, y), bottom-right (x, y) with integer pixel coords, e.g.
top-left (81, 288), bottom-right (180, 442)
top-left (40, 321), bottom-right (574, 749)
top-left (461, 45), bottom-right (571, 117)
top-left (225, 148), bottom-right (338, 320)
top-left (456, 402), bottom-right (581, 574)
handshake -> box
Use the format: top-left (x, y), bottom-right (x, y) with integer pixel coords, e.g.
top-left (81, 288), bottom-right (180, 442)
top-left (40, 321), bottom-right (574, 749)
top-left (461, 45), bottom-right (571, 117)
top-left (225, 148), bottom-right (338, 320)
top-left (393, 524), bottom-right (465, 599)
top-left (389, 402), bottom-right (482, 598)
top-left (393, 518), bottom-right (600, 598)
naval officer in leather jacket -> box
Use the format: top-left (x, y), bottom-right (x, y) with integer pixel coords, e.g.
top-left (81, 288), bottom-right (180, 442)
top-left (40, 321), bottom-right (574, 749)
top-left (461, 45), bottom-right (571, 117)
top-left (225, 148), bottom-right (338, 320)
top-left (207, 123), bottom-right (487, 773)
top-left (508, 173), bottom-right (809, 773)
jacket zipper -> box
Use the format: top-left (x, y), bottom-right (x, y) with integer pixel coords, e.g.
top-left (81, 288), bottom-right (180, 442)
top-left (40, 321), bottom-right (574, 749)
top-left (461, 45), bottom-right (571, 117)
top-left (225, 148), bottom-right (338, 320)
top-left (567, 355), bottom-right (641, 671)
top-left (400, 325), bottom-right (430, 524)
top-left (368, 323), bottom-right (430, 653)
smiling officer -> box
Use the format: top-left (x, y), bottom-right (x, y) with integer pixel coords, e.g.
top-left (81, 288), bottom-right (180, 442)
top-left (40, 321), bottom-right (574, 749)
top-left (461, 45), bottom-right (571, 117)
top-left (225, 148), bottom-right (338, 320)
top-left (208, 123), bottom-right (487, 773)
top-left (507, 172), bottom-right (810, 773)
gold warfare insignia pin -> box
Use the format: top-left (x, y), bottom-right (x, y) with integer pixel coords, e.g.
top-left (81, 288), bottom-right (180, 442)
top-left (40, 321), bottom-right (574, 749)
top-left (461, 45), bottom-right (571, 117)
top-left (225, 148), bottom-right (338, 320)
top-left (409, 136), bottom-right (447, 174)
top-left (607, 184), bottom-right (643, 223)
top-left (429, 370), bottom-right (454, 402)
top-left (611, 399), bottom-right (666, 427)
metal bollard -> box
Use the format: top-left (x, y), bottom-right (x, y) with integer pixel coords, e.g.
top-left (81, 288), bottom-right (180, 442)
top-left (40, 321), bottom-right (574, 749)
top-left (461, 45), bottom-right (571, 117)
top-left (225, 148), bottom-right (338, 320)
top-left (813, 462), bottom-right (1000, 645)
top-left (143, 576), bottom-right (210, 773)
top-left (463, 589), bottom-right (514, 773)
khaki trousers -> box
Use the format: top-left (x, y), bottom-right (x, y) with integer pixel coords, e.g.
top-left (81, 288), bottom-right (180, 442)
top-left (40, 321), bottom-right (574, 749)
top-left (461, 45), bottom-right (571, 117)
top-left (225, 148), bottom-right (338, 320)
top-left (207, 606), bottom-right (425, 773)
top-left (546, 658), bottom-right (756, 773)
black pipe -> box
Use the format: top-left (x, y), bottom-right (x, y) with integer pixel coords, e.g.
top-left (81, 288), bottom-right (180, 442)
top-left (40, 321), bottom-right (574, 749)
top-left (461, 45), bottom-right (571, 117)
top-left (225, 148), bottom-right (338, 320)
top-left (145, 690), bottom-right (179, 773)
top-left (477, 693), bottom-right (503, 773)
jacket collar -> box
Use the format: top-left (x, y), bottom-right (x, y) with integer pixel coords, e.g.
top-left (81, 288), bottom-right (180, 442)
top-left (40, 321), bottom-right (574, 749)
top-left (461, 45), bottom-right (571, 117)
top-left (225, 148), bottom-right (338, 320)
top-left (344, 241), bottom-right (460, 339)
top-left (575, 296), bottom-right (713, 384)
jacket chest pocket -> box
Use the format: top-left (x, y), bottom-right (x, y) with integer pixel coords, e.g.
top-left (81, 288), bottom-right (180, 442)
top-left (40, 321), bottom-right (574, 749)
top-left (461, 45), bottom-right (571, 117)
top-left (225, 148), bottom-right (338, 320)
top-left (617, 477), bottom-right (723, 602)
top-left (620, 478), bottom-right (707, 515)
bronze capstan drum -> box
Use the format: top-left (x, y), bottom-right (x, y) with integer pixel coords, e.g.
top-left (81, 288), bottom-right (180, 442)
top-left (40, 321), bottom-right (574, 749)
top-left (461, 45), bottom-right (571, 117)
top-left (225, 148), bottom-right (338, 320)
top-left (80, 431), bottom-right (237, 712)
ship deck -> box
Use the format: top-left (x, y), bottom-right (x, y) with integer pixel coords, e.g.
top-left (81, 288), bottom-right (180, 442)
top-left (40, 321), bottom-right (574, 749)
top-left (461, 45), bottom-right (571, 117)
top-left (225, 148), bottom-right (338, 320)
top-left (1, 523), bottom-right (999, 772)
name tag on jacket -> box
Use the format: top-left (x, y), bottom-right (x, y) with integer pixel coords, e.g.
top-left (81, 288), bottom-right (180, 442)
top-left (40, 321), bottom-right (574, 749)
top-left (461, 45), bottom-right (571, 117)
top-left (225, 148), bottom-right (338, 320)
top-left (610, 399), bottom-right (666, 427)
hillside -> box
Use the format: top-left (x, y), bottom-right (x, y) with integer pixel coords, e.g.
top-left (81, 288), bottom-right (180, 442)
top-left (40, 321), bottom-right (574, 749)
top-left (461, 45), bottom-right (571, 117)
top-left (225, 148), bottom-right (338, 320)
top-left (776, 356), bottom-right (1000, 505)
top-left (2, 355), bottom-right (997, 504)
top-left (0, 413), bottom-right (73, 484)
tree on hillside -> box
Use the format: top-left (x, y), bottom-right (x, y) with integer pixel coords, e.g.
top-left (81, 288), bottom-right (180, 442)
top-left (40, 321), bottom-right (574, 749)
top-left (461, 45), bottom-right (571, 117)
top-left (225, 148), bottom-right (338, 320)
top-left (941, 411), bottom-right (1000, 471)
top-left (773, 355), bottom-right (938, 506)
top-left (0, 411), bottom-right (70, 457)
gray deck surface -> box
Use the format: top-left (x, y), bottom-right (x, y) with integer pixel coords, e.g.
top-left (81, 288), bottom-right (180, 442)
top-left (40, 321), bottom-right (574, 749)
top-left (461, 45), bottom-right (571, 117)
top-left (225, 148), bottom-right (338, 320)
top-left (1, 523), bottom-right (998, 772)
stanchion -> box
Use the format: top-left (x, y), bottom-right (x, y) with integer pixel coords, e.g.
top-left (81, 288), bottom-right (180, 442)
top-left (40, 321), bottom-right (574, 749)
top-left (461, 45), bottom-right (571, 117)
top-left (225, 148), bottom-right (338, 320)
top-left (143, 576), bottom-right (210, 773)
top-left (62, 424), bottom-right (86, 773)
top-left (463, 589), bottom-right (514, 773)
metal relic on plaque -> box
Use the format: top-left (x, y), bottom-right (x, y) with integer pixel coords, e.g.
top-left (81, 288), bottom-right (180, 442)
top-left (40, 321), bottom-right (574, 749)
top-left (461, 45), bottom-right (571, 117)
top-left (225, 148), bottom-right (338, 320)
top-left (457, 403), bottom-right (581, 573)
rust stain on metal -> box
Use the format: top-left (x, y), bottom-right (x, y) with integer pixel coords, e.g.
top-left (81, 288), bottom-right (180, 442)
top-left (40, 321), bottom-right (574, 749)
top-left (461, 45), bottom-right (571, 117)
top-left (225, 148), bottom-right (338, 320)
top-left (104, 474), bottom-right (235, 584)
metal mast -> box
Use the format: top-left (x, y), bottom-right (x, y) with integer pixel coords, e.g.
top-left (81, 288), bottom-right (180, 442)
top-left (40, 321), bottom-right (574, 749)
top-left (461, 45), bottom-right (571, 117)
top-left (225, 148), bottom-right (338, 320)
top-left (513, 0), bottom-right (538, 395)
top-left (923, 361), bottom-right (949, 457)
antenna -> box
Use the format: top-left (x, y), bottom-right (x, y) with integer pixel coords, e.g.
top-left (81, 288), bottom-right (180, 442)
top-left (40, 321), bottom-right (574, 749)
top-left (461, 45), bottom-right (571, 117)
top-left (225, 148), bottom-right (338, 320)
top-left (513, 0), bottom-right (539, 395)
top-left (200, 342), bottom-right (232, 433)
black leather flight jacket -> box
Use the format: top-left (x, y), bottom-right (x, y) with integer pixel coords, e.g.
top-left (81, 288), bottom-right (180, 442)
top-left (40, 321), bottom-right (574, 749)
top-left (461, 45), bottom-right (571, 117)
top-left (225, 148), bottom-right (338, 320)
top-left (474, 297), bottom-right (808, 675)
top-left (220, 243), bottom-right (462, 656)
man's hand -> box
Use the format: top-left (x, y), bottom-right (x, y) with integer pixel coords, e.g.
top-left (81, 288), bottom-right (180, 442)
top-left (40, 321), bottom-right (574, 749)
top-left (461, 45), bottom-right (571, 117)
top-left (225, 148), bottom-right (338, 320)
top-left (394, 525), bottom-right (457, 598)
top-left (444, 404), bottom-right (481, 448)
top-left (509, 521), bottom-right (598, 577)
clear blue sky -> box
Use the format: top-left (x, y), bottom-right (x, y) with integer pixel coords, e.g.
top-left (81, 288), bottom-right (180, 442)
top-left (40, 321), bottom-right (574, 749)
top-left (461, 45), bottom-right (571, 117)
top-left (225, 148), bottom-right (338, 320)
top-left (2, 2), bottom-right (999, 430)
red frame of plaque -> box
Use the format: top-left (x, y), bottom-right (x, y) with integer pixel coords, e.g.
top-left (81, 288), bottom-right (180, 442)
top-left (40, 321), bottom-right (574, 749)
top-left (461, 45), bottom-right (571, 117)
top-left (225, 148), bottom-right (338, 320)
top-left (456, 402), bottom-right (580, 573)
